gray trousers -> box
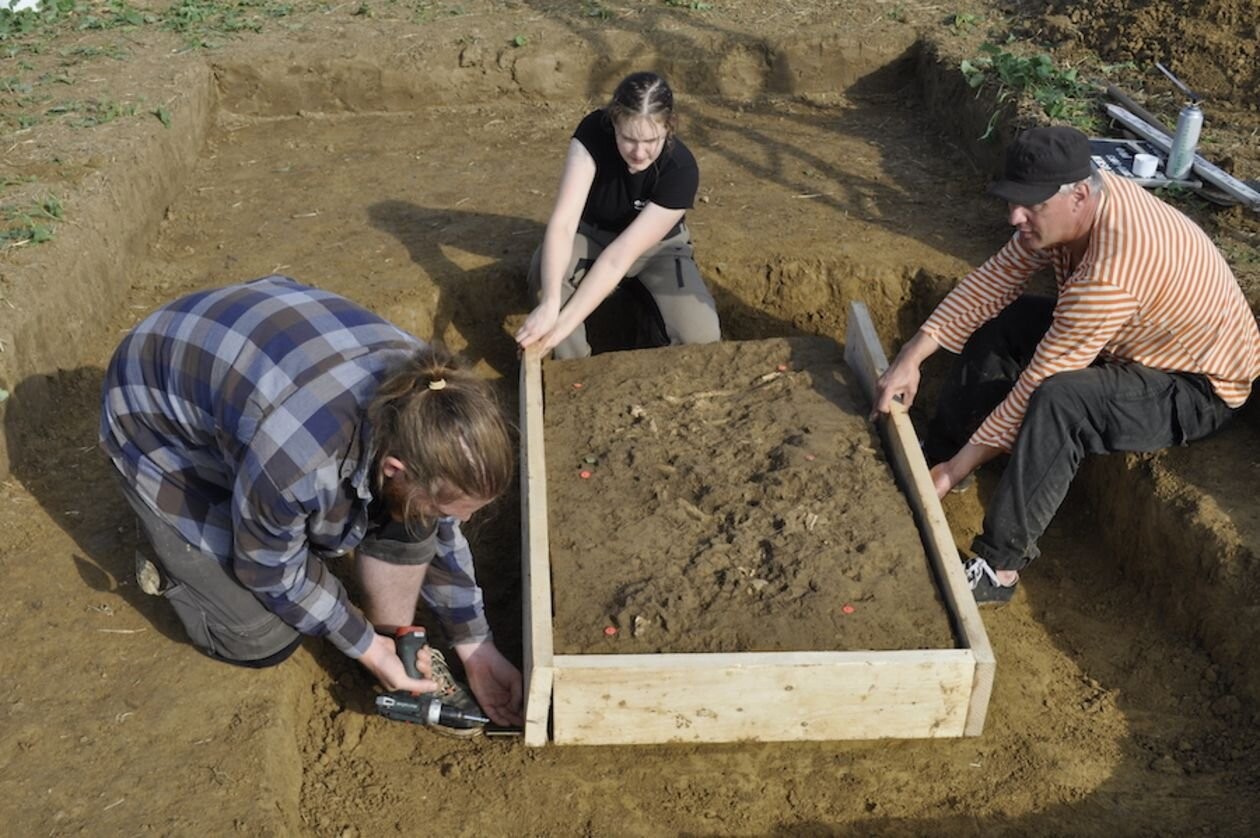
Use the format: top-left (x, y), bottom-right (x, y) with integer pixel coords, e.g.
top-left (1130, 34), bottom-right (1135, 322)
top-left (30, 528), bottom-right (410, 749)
top-left (527, 222), bottom-right (721, 359)
top-left (116, 477), bottom-right (302, 666)
top-left (116, 477), bottom-right (439, 666)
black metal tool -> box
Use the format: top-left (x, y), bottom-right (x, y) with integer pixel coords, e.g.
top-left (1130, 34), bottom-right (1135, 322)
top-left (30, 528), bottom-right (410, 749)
top-left (373, 626), bottom-right (490, 729)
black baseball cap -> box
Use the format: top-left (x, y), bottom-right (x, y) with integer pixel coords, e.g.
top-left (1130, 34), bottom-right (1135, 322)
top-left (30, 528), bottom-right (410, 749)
top-left (989, 126), bottom-right (1093, 206)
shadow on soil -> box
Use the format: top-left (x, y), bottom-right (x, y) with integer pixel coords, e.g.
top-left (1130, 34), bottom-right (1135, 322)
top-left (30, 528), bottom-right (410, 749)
top-left (366, 200), bottom-right (814, 357)
top-left (4, 367), bottom-right (186, 646)
top-left (769, 339), bottom-right (1260, 834)
top-left (520, 1), bottom-right (1005, 268)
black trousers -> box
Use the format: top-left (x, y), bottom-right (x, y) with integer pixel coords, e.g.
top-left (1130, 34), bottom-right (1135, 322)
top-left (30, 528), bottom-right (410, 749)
top-left (924, 296), bottom-right (1238, 571)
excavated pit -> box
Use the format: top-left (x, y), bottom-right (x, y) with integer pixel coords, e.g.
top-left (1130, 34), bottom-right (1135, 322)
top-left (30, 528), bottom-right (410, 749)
top-left (3, 26), bottom-right (1258, 836)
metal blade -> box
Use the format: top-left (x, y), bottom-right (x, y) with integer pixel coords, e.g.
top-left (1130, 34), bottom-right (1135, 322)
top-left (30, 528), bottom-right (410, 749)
top-left (1155, 62), bottom-right (1201, 102)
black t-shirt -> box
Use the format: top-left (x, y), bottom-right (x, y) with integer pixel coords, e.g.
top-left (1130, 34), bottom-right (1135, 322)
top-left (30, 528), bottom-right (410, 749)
top-left (573, 109), bottom-right (699, 234)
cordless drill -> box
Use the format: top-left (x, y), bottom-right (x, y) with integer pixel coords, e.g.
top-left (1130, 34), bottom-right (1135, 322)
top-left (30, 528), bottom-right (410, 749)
top-left (374, 626), bottom-right (490, 729)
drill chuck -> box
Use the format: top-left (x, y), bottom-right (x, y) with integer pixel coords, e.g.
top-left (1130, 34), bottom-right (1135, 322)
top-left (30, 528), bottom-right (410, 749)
top-left (375, 692), bottom-right (490, 728)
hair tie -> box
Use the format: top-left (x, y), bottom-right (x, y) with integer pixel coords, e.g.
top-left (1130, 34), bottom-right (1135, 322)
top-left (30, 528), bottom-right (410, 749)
top-left (427, 378), bottom-right (447, 391)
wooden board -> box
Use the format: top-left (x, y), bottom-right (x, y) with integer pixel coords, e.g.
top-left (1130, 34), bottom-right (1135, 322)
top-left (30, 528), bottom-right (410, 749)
top-left (551, 651), bottom-right (974, 745)
top-left (842, 301), bottom-right (995, 736)
top-left (519, 346), bottom-right (555, 746)
top-left (518, 306), bottom-right (995, 745)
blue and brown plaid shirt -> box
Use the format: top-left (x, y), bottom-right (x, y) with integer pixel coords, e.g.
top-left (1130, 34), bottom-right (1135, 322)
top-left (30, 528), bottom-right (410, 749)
top-left (100, 276), bottom-right (489, 658)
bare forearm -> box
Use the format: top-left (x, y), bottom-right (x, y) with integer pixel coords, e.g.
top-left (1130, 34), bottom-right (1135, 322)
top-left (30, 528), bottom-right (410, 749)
top-left (551, 250), bottom-right (632, 337)
top-left (896, 329), bottom-right (943, 367)
top-left (538, 221), bottom-right (579, 305)
top-left (933, 442), bottom-right (1001, 495)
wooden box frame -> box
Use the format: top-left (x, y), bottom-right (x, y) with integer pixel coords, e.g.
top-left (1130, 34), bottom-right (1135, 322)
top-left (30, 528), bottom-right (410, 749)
top-left (517, 303), bottom-right (995, 746)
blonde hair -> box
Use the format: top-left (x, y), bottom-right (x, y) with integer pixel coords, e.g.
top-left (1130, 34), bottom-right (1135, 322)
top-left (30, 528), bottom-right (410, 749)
top-left (367, 345), bottom-right (513, 533)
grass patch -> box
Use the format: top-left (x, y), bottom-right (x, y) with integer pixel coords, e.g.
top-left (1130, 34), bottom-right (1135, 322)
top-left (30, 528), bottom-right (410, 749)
top-left (961, 43), bottom-right (1099, 139)
top-left (60, 43), bottom-right (130, 62)
top-left (2, 0), bottom-right (303, 53)
top-left (163, 0), bottom-right (296, 48)
top-left (1, 193), bottom-right (63, 249)
top-left (582, 0), bottom-right (612, 19)
top-left (947, 12), bottom-right (980, 33)
top-left (46, 97), bottom-right (137, 127)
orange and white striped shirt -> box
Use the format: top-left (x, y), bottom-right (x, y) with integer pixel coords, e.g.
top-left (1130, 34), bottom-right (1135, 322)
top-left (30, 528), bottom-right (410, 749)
top-left (922, 171), bottom-right (1260, 452)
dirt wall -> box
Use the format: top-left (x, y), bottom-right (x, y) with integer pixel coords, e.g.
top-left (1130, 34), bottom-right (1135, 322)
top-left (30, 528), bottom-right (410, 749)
top-left (214, 26), bottom-right (920, 119)
top-left (1080, 419), bottom-right (1260, 709)
top-left (4, 3), bottom-right (1260, 834)
top-left (0, 21), bottom-right (925, 484)
top-left (0, 59), bottom-right (215, 477)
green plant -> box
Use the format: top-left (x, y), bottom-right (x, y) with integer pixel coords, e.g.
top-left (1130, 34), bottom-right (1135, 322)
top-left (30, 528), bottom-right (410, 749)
top-left (1220, 241), bottom-right (1260, 266)
top-left (0, 7), bottom-right (45, 39)
top-left (960, 44), bottom-right (1096, 139)
top-left (161, 0), bottom-right (294, 47)
top-left (78, 0), bottom-right (155, 30)
top-left (663, 0), bottom-right (712, 9)
top-left (510, 33), bottom-right (527, 47)
top-left (60, 43), bottom-right (130, 62)
top-left (1, 194), bottom-right (63, 248)
top-left (405, 0), bottom-right (462, 21)
top-left (1153, 182), bottom-right (1205, 205)
top-left (0, 175), bottom-right (35, 195)
top-left (46, 98), bottom-right (138, 127)
top-left (582, 0), bottom-right (611, 19)
top-left (948, 12), bottom-right (979, 31)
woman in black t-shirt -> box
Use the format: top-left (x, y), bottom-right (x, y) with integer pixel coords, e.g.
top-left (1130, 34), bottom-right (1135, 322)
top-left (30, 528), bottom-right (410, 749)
top-left (515, 71), bottom-right (721, 358)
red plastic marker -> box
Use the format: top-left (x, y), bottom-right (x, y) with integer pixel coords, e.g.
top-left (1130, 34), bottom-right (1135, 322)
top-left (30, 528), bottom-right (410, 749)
top-left (603, 625), bottom-right (617, 636)
top-left (579, 470), bottom-right (592, 479)
top-left (805, 454), bottom-right (816, 461)
top-left (776, 363), bottom-right (789, 372)
top-left (841, 604), bottom-right (856, 615)
top-left (572, 382), bottom-right (584, 390)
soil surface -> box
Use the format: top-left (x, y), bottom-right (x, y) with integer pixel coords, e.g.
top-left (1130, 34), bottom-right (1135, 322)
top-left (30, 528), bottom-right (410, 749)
top-left (545, 338), bottom-right (954, 655)
top-left (2, 0), bottom-right (1260, 835)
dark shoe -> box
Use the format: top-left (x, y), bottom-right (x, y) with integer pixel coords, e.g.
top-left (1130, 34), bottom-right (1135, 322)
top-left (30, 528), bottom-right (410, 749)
top-left (425, 647), bottom-right (485, 738)
top-left (963, 557), bottom-right (1018, 607)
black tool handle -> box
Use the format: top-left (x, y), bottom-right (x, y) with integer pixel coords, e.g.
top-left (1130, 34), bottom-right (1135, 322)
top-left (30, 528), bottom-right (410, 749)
top-left (394, 625), bottom-right (427, 684)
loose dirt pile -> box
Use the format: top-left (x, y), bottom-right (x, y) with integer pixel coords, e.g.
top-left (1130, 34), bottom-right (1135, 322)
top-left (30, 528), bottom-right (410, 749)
top-left (545, 337), bottom-right (955, 655)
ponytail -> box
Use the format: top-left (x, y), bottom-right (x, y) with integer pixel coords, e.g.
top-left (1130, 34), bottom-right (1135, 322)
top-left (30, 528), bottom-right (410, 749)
top-left (367, 345), bottom-right (514, 533)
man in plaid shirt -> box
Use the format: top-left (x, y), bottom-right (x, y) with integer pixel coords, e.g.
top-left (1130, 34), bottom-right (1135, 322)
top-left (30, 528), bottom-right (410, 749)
top-left (101, 275), bottom-right (522, 728)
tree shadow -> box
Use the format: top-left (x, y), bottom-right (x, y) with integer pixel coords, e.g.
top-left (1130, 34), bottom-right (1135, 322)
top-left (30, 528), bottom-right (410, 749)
top-left (517, 1), bottom-right (1009, 273)
top-left (365, 200), bottom-right (540, 380)
top-left (367, 200), bottom-right (813, 355)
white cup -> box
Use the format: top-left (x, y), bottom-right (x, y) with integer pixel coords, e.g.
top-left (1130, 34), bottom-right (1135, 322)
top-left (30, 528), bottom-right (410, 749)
top-left (1132, 153), bottom-right (1159, 178)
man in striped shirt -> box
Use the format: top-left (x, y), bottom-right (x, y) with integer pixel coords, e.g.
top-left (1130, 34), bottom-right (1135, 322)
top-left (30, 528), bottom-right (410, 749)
top-left (101, 276), bottom-right (523, 728)
top-left (874, 126), bottom-right (1260, 605)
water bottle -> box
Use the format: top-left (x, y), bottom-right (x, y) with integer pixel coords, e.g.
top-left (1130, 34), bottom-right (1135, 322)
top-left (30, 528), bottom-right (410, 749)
top-left (1165, 102), bottom-right (1203, 180)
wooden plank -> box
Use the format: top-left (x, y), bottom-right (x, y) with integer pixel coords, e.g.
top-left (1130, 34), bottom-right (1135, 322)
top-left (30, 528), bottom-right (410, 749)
top-left (519, 346), bottom-right (555, 747)
top-left (551, 650), bottom-right (975, 745)
top-left (843, 301), bottom-right (996, 736)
